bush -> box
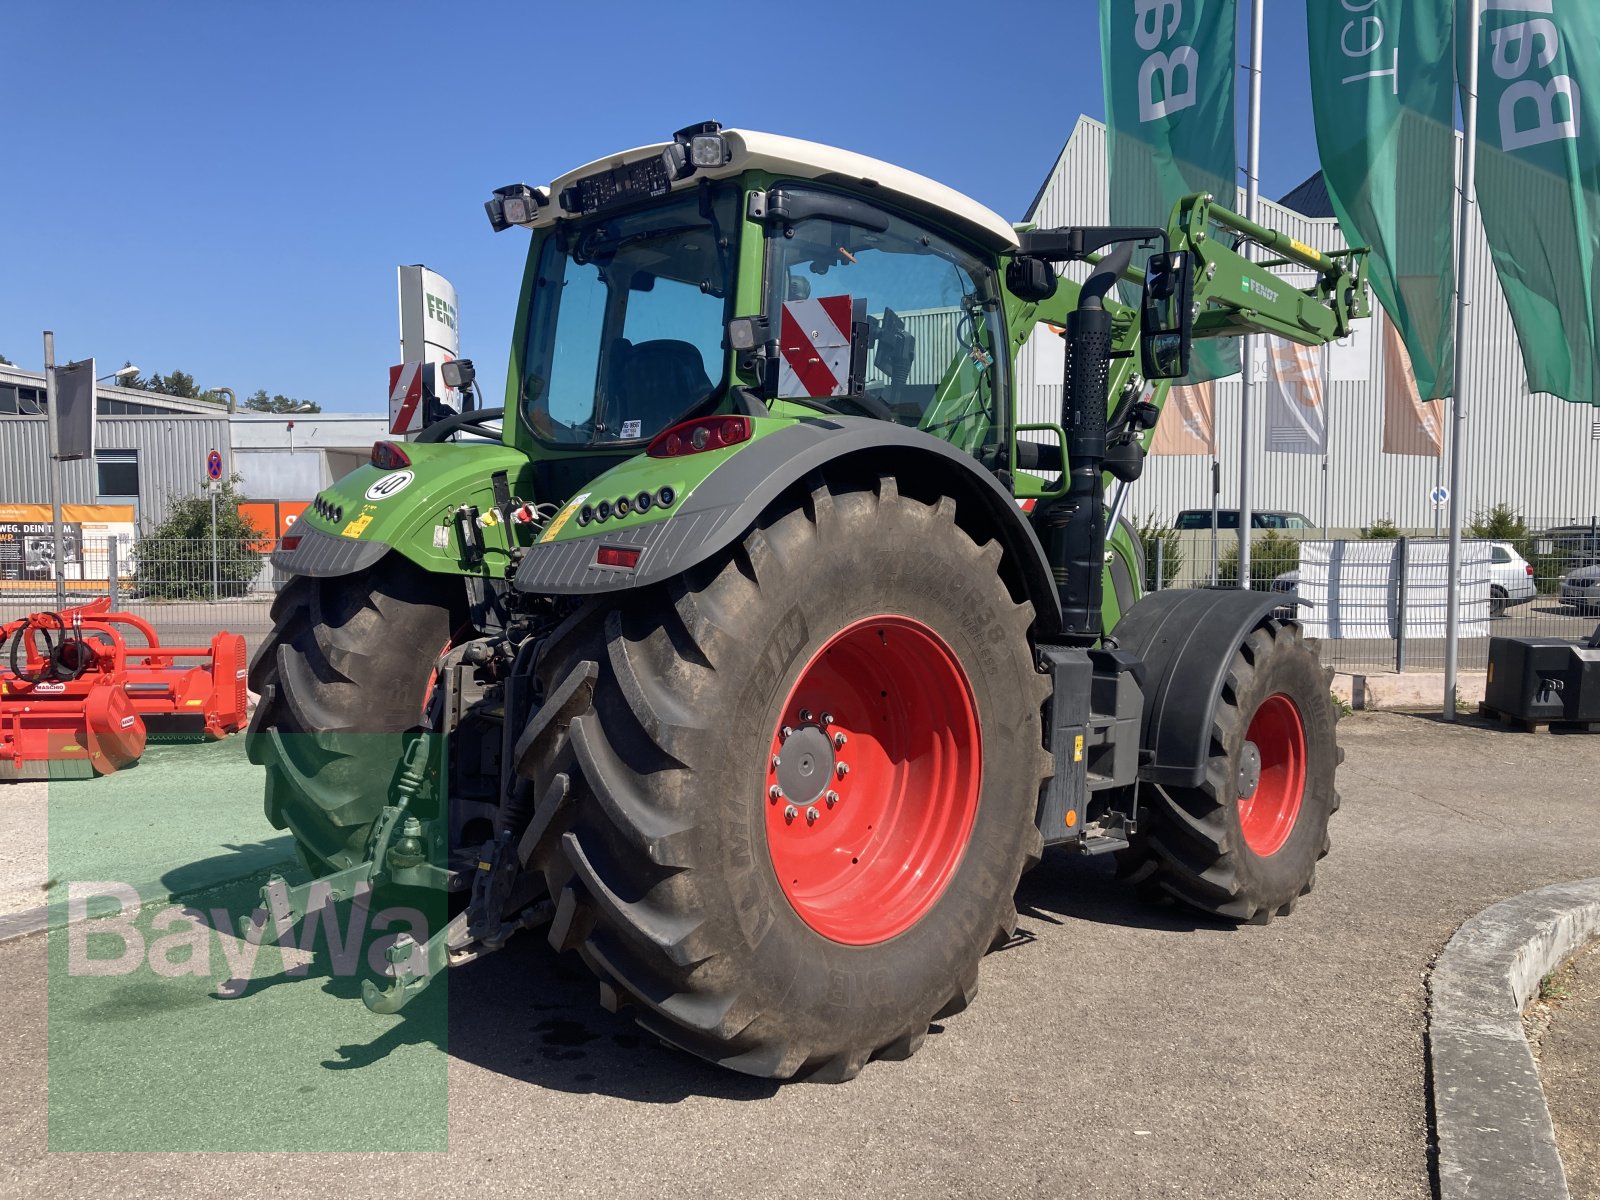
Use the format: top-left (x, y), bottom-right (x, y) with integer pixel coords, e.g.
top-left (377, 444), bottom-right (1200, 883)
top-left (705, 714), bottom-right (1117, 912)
top-left (1134, 513), bottom-right (1184, 588)
top-left (1218, 529), bottom-right (1301, 589)
top-left (133, 477), bottom-right (263, 600)
top-left (1360, 517), bottom-right (1401, 540)
top-left (1468, 503), bottom-right (1532, 559)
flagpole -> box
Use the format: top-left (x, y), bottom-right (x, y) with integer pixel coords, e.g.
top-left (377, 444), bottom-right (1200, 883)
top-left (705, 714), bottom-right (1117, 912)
top-left (1237, 0), bottom-right (1264, 589)
top-left (1444, 0), bottom-right (1481, 722)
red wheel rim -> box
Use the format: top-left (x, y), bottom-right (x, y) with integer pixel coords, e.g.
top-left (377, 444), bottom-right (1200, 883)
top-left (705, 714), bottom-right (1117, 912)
top-left (764, 616), bottom-right (982, 945)
top-left (1238, 692), bottom-right (1306, 857)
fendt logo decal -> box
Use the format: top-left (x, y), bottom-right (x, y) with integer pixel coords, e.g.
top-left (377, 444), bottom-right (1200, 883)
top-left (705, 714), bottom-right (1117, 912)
top-left (364, 470), bottom-right (415, 502)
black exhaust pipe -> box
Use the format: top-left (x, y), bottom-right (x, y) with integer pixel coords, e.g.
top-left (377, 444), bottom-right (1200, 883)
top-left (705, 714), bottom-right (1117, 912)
top-left (1041, 243), bottom-right (1133, 642)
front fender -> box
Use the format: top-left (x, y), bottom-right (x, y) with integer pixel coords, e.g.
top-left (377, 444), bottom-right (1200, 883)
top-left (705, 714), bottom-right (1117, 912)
top-left (513, 418), bottom-right (1065, 637)
top-left (271, 440), bottom-right (537, 579)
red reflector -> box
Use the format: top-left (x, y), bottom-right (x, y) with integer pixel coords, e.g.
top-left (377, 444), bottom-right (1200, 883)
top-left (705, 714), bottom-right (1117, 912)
top-left (647, 415), bottom-right (752, 458)
top-left (596, 546), bottom-right (641, 570)
top-left (371, 440), bottom-right (412, 470)
top-left (281, 535), bottom-right (302, 550)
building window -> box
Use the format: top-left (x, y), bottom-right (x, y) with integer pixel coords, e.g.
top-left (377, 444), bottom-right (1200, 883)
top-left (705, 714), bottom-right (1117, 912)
top-left (96, 449), bottom-right (140, 499)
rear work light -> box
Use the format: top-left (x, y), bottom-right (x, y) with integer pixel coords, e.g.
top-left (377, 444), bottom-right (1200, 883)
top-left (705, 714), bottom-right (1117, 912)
top-left (647, 415), bottom-right (751, 458)
top-left (371, 441), bottom-right (412, 470)
top-left (595, 546), bottom-right (642, 570)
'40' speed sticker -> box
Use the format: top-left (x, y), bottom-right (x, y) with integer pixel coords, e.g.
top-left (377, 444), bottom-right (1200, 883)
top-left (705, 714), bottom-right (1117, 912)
top-left (365, 470), bottom-right (414, 501)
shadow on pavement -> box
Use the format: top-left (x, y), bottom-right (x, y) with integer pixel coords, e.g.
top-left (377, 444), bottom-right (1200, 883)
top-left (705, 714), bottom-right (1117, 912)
top-left (1016, 850), bottom-right (1236, 935)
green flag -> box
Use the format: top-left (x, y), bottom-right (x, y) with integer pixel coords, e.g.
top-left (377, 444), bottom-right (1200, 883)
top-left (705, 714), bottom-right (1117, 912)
top-left (1306, 0), bottom-right (1457, 400)
top-left (1101, 0), bottom-right (1239, 382)
top-left (1473, 2), bottom-right (1600, 406)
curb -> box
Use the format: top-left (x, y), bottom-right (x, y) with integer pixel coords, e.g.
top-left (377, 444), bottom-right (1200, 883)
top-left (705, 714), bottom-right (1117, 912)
top-left (1429, 877), bottom-right (1600, 1200)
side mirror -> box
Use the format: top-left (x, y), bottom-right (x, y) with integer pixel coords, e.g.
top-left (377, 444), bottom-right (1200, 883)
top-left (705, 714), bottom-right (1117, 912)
top-left (1140, 250), bottom-right (1192, 380)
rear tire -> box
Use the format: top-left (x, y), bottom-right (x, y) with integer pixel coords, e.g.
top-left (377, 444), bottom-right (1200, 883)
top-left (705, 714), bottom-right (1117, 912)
top-left (1490, 586), bottom-right (1508, 619)
top-left (520, 477), bottom-right (1051, 1080)
top-left (1120, 620), bottom-right (1339, 922)
top-left (247, 557), bottom-right (463, 871)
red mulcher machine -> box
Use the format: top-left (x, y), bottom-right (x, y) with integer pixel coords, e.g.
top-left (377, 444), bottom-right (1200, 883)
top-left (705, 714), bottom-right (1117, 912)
top-left (0, 599), bottom-right (247, 780)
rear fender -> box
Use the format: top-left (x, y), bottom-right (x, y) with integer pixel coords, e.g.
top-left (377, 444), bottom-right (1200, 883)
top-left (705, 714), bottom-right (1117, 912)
top-left (270, 441), bottom-right (536, 580)
top-left (513, 418), bottom-right (1065, 638)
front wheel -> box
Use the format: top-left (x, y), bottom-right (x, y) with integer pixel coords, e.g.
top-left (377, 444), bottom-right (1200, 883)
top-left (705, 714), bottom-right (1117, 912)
top-left (1121, 620), bottom-right (1340, 922)
top-left (521, 476), bottom-right (1052, 1080)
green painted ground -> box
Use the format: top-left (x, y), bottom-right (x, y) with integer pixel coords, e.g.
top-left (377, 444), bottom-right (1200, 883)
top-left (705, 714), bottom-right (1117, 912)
top-left (46, 737), bottom-right (449, 1150)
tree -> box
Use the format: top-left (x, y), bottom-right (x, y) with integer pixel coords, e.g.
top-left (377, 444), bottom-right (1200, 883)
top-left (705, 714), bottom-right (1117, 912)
top-left (0, 353), bottom-right (12, 366)
top-left (1360, 517), bottom-right (1401, 540)
top-left (1218, 529), bottom-right (1302, 589)
top-left (1135, 513), bottom-right (1184, 589)
top-left (244, 388), bottom-right (321, 414)
top-left (133, 476), bottom-right (263, 600)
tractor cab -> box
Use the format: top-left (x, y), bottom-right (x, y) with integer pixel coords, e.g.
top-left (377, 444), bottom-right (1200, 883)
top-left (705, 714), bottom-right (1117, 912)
top-left (489, 122), bottom-right (1028, 490)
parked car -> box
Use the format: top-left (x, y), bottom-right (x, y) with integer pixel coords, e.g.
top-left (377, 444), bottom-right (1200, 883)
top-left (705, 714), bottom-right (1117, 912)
top-left (1561, 564), bottom-right (1600, 616)
top-left (1486, 542), bottom-right (1536, 618)
top-left (1267, 540), bottom-right (1534, 620)
top-left (1174, 509), bottom-right (1315, 530)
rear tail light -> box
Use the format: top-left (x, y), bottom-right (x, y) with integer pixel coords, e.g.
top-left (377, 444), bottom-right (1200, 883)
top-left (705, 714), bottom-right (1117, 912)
top-left (280, 535), bottom-right (302, 551)
top-left (647, 415), bottom-right (751, 458)
top-left (1526, 564), bottom-right (1535, 576)
top-left (595, 546), bottom-right (642, 569)
top-left (371, 441), bottom-right (412, 470)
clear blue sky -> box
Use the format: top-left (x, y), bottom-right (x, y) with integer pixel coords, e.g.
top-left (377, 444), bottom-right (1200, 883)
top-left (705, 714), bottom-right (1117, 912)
top-left (2, 1), bottom-right (1321, 413)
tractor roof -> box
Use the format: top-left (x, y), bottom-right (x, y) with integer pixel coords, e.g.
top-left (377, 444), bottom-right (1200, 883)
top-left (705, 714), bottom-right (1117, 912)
top-left (529, 128), bottom-right (1019, 253)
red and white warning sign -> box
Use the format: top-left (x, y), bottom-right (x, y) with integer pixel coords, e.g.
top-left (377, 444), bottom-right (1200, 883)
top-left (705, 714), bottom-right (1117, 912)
top-left (778, 295), bottom-right (854, 398)
top-left (388, 361), bottom-right (426, 435)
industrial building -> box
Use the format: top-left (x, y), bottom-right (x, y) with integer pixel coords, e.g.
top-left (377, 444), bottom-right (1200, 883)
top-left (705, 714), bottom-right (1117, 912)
top-left (1016, 117), bottom-right (1600, 533)
top-left (0, 364), bottom-right (386, 532)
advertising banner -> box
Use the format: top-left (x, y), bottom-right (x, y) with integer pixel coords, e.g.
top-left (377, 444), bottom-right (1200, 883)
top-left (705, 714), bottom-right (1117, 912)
top-left (1472, 3), bottom-right (1600, 406)
top-left (0, 504), bottom-right (136, 586)
top-left (1307, 0), bottom-right (1457, 400)
top-left (398, 265), bottom-right (460, 424)
top-left (1260, 338), bottom-right (1328, 455)
top-left (1149, 382), bottom-right (1217, 456)
top-left (1101, 0), bottom-right (1239, 382)
top-left (1380, 316), bottom-right (1443, 456)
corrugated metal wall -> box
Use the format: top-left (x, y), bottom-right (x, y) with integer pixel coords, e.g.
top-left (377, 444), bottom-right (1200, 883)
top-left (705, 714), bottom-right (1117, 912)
top-left (0, 413), bottom-right (233, 532)
top-left (1019, 117), bottom-right (1600, 531)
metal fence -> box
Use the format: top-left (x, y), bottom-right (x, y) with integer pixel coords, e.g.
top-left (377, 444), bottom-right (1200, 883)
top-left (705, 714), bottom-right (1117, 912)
top-left (0, 535), bottom-right (279, 657)
top-left (1149, 520), bottom-right (1600, 674)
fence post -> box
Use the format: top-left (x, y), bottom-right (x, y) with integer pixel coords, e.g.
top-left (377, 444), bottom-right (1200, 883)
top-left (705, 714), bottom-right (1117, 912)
top-left (1154, 538), bottom-right (1165, 592)
top-left (1394, 536), bottom-right (1409, 674)
top-left (107, 536), bottom-right (119, 608)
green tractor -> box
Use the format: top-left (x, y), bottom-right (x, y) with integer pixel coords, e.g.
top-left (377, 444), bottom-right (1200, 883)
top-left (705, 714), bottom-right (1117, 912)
top-left (247, 121), bottom-right (1367, 1080)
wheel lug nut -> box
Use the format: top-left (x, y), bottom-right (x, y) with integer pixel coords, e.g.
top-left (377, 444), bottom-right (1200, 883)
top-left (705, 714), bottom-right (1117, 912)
top-left (821, 712), bottom-right (835, 726)
top-left (783, 804), bottom-right (798, 823)
top-left (806, 807), bottom-right (820, 825)
top-left (836, 762), bottom-right (849, 778)
top-left (799, 709), bottom-right (813, 722)
top-left (825, 790), bottom-right (839, 808)
top-left (769, 785), bottom-right (784, 802)
top-left (833, 731), bottom-right (847, 748)
top-left (781, 725), bottom-right (794, 739)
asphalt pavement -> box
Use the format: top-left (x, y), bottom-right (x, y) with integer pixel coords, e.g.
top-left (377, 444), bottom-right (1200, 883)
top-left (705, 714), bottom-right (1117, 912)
top-left (0, 712), bottom-right (1597, 1198)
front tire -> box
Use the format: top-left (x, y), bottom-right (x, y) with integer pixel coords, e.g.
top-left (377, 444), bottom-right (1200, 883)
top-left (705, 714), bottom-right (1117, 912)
top-left (521, 476), bottom-right (1051, 1080)
top-left (1123, 620), bottom-right (1339, 922)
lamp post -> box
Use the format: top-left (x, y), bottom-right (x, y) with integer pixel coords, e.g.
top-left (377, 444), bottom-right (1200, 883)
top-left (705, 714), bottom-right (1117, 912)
top-left (97, 365), bottom-right (141, 384)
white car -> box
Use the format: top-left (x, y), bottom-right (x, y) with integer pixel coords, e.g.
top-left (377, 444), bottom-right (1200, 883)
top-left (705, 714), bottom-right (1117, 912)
top-left (1560, 564), bottom-right (1600, 616)
top-left (1485, 542), bottom-right (1536, 618)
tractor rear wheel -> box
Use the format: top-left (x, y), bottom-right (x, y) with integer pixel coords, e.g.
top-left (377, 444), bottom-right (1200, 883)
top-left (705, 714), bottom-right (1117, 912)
top-left (1121, 620), bottom-right (1339, 922)
top-left (247, 557), bottom-right (463, 872)
top-left (521, 477), bottom-right (1051, 1080)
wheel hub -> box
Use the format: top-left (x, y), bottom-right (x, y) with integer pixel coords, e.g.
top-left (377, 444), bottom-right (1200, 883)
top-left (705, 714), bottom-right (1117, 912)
top-left (1237, 741), bottom-right (1263, 799)
top-left (773, 723), bottom-right (836, 807)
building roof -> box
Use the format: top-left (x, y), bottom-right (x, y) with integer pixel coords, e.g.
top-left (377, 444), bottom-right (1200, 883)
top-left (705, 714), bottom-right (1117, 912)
top-left (0, 365), bottom-right (231, 417)
top-left (1277, 172), bottom-right (1336, 219)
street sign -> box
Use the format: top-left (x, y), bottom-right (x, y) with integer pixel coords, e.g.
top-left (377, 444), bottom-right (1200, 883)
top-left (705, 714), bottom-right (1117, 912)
top-left (1430, 485), bottom-right (1449, 508)
top-left (54, 358), bottom-right (97, 460)
top-left (206, 449), bottom-right (223, 481)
